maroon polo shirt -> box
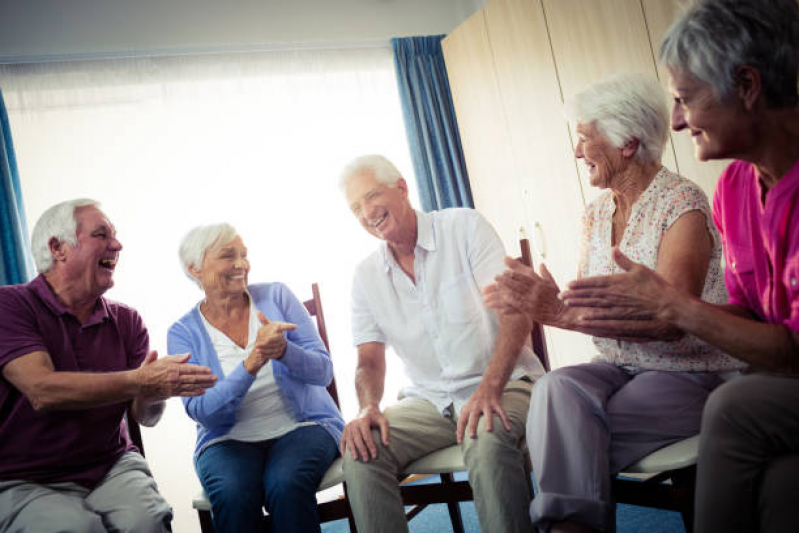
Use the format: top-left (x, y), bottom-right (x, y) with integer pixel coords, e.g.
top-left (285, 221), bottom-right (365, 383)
top-left (0, 275), bottom-right (148, 488)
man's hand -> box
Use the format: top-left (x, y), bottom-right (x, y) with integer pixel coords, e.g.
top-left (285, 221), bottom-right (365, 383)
top-left (244, 312), bottom-right (297, 375)
top-left (456, 382), bottom-right (510, 443)
top-left (340, 405), bottom-right (390, 462)
top-left (135, 351), bottom-right (217, 400)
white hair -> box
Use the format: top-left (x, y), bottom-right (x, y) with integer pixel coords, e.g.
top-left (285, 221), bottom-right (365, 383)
top-left (31, 198), bottom-right (100, 273)
top-left (178, 223), bottom-right (238, 288)
top-left (660, 0), bottom-right (799, 108)
top-left (338, 154), bottom-right (402, 193)
top-left (566, 73), bottom-right (670, 164)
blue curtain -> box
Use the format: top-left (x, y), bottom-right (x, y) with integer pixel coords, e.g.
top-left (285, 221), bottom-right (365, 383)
top-left (0, 88), bottom-right (34, 285)
top-left (392, 36), bottom-right (474, 211)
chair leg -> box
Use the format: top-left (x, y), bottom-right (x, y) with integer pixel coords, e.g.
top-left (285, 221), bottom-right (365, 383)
top-left (673, 469), bottom-right (696, 533)
top-left (440, 473), bottom-right (465, 533)
top-left (198, 510), bottom-right (215, 533)
top-left (343, 483), bottom-right (358, 532)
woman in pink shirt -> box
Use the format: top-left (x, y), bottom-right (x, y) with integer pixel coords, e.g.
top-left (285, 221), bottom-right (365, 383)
top-left (555, 0), bottom-right (799, 531)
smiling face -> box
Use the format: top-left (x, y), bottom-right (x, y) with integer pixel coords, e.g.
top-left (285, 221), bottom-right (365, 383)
top-left (345, 170), bottom-right (415, 245)
top-left (667, 67), bottom-right (753, 161)
top-left (574, 122), bottom-right (626, 190)
top-left (191, 235), bottom-right (250, 298)
top-left (59, 205), bottom-right (122, 298)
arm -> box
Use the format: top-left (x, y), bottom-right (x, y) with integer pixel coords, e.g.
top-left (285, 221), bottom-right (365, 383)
top-left (266, 284), bottom-right (334, 386)
top-left (1, 349), bottom-right (216, 412)
top-left (339, 342), bottom-right (390, 461)
top-left (457, 211), bottom-right (532, 441)
top-left (168, 322), bottom-right (254, 429)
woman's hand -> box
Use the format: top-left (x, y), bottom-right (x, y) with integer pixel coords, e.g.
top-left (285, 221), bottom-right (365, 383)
top-left (483, 256), bottom-right (567, 327)
top-left (243, 312), bottom-right (297, 375)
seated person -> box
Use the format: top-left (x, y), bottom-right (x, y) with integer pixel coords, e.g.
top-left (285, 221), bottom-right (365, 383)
top-left (339, 154), bottom-right (546, 533)
top-left (167, 223), bottom-right (344, 533)
top-left (485, 74), bottom-right (744, 533)
top-left (0, 198), bottom-right (217, 533)
top-left (564, 1), bottom-right (799, 531)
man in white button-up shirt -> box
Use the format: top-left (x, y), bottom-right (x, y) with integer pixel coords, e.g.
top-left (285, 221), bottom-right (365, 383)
top-left (339, 154), bottom-right (545, 533)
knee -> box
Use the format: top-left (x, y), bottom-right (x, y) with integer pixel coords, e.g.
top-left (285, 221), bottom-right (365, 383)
top-left (463, 423), bottom-right (522, 470)
top-left (342, 430), bottom-right (391, 478)
top-left (107, 505), bottom-right (172, 533)
top-left (204, 475), bottom-right (261, 512)
top-left (34, 508), bottom-right (105, 533)
top-left (702, 379), bottom-right (749, 436)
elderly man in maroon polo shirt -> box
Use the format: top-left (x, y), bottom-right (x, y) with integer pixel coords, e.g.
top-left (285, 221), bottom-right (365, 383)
top-left (0, 198), bottom-right (217, 532)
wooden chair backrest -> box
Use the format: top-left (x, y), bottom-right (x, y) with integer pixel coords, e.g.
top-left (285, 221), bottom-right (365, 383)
top-left (519, 238), bottom-right (550, 372)
top-left (303, 282), bottom-right (341, 408)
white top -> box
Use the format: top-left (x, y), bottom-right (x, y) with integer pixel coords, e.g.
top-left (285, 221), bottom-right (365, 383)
top-left (200, 300), bottom-right (310, 445)
top-left (351, 208), bottom-right (545, 415)
top-left (580, 167), bottom-right (744, 372)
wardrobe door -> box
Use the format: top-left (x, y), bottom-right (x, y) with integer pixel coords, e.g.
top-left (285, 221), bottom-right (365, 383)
top-left (641, 0), bottom-right (731, 198)
top-left (442, 9), bottom-right (525, 254)
top-left (543, 0), bottom-right (680, 205)
top-left (484, 0), bottom-right (594, 368)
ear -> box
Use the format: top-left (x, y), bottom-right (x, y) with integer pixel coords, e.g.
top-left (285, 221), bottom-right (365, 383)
top-left (188, 265), bottom-right (201, 279)
top-left (621, 138), bottom-right (639, 158)
top-left (396, 177), bottom-right (409, 198)
top-left (48, 237), bottom-right (67, 262)
top-left (735, 65), bottom-right (762, 111)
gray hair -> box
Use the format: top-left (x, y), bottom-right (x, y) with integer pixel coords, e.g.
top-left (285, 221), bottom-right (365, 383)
top-left (566, 73), bottom-right (669, 164)
top-left (31, 198), bottom-right (100, 273)
top-left (338, 154), bottom-right (402, 193)
top-left (178, 223), bottom-right (238, 288)
top-left (660, 0), bottom-right (799, 108)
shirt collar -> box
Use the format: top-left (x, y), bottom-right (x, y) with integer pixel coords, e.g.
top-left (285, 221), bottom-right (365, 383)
top-left (378, 210), bottom-right (436, 272)
top-left (31, 274), bottom-right (110, 325)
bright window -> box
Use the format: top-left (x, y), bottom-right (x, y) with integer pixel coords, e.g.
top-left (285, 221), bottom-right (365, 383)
top-left (1, 47), bottom-right (416, 532)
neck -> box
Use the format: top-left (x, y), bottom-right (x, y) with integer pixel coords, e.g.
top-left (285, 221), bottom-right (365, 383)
top-left (744, 107), bottom-right (799, 190)
top-left (43, 271), bottom-right (98, 323)
top-left (387, 212), bottom-right (418, 261)
top-left (201, 291), bottom-right (249, 322)
top-left (611, 160), bottom-right (660, 218)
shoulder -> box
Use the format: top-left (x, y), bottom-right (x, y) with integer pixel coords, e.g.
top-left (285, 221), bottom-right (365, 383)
top-left (167, 304), bottom-right (203, 337)
top-left (657, 168), bottom-right (710, 205)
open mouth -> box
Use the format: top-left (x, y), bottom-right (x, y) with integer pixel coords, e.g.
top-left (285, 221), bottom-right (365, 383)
top-left (368, 213), bottom-right (388, 229)
top-left (99, 258), bottom-right (116, 271)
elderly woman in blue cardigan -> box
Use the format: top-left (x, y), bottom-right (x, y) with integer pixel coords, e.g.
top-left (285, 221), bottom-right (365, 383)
top-left (167, 223), bottom-right (344, 533)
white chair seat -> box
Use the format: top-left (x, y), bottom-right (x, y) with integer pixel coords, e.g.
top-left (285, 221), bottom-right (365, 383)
top-left (402, 445), bottom-right (466, 475)
top-left (622, 436), bottom-right (700, 474)
top-left (192, 457), bottom-right (345, 511)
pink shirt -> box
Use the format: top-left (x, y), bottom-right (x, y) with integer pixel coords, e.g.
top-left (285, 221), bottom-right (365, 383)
top-left (713, 159), bottom-right (799, 332)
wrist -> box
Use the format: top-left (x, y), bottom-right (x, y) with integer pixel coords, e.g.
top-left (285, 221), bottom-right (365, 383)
top-left (658, 285), bottom-right (687, 325)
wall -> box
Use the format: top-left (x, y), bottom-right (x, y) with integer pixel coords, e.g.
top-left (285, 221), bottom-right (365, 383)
top-left (0, 0), bottom-right (485, 62)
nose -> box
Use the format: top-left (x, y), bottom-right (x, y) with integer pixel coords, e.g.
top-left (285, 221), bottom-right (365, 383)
top-left (574, 139), bottom-right (584, 159)
top-left (110, 236), bottom-right (123, 252)
top-left (671, 103), bottom-right (687, 132)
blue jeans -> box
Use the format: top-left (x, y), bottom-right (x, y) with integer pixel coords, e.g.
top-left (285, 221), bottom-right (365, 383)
top-left (196, 424), bottom-right (337, 533)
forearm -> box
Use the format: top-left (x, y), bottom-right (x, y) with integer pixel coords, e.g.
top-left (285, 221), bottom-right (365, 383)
top-left (355, 364), bottom-right (385, 410)
top-left (24, 368), bottom-right (140, 412)
top-left (484, 313), bottom-right (530, 389)
top-left (557, 306), bottom-right (683, 341)
top-left (664, 291), bottom-right (799, 372)
top-left (131, 397), bottom-right (166, 427)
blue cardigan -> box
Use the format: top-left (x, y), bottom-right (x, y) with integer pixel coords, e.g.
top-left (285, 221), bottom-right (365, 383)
top-left (167, 283), bottom-right (344, 461)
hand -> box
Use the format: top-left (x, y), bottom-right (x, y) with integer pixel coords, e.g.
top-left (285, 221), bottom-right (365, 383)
top-left (244, 312), bottom-right (297, 375)
top-left (135, 351), bottom-right (217, 400)
top-left (456, 383), bottom-right (510, 443)
top-left (561, 248), bottom-right (671, 321)
top-left (484, 257), bottom-right (565, 326)
top-left (339, 405), bottom-right (390, 462)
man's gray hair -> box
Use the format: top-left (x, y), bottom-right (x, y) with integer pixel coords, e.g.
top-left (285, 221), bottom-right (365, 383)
top-left (338, 154), bottom-right (403, 193)
top-left (178, 223), bottom-right (238, 288)
top-left (566, 73), bottom-right (669, 164)
top-left (31, 198), bottom-right (100, 273)
top-left (660, 0), bottom-right (799, 108)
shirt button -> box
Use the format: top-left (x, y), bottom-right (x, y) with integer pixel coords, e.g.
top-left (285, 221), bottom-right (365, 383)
top-left (792, 278), bottom-right (797, 287)
top-left (731, 261), bottom-right (736, 270)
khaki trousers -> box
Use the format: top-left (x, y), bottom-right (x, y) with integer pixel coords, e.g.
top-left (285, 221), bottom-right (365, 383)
top-left (343, 379), bottom-right (534, 533)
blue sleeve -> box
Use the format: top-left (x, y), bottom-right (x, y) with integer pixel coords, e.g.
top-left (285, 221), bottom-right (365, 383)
top-left (268, 284), bottom-right (334, 386)
top-left (167, 320), bottom-right (256, 430)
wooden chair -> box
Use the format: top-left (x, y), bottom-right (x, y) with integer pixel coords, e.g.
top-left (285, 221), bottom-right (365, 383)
top-left (192, 283), bottom-right (356, 533)
top-left (396, 238), bottom-right (544, 533)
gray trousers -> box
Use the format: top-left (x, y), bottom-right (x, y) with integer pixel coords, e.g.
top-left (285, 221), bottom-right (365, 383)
top-left (527, 362), bottom-right (724, 532)
top-left (343, 379), bottom-right (534, 533)
top-left (0, 451), bottom-right (172, 533)
top-left (694, 373), bottom-right (799, 533)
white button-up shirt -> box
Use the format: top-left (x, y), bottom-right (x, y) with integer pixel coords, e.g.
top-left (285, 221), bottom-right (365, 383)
top-left (351, 208), bottom-right (545, 415)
